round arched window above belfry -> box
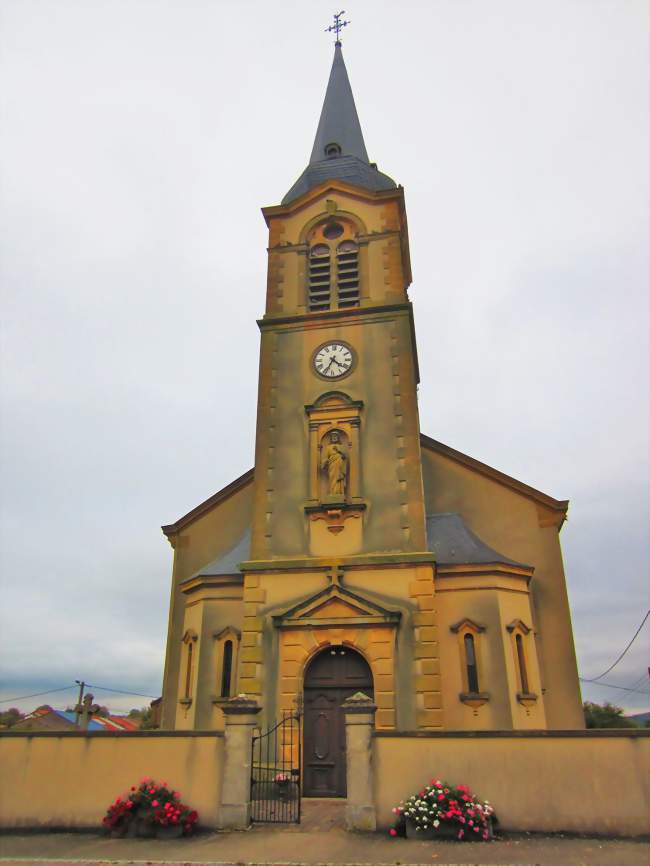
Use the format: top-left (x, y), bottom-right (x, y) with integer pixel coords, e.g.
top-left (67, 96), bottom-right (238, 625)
top-left (324, 142), bottom-right (342, 158)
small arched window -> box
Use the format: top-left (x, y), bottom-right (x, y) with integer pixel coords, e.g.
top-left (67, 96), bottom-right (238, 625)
top-left (221, 639), bottom-right (233, 698)
top-left (184, 640), bottom-right (194, 700)
top-left (515, 634), bottom-right (529, 694)
top-left (464, 633), bottom-right (480, 694)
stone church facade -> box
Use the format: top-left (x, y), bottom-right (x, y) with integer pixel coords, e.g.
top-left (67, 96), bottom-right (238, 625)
top-left (159, 42), bottom-right (584, 794)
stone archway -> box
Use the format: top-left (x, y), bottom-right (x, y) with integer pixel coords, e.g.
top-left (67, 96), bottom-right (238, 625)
top-left (303, 645), bottom-right (373, 797)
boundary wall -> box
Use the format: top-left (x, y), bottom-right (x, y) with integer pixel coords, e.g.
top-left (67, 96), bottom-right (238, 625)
top-left (374, 730), bottom-right (650, 837)
top-left (0, 731), bottom-right (224, 829)
top-left (1, 720), bottom-right (649, 836)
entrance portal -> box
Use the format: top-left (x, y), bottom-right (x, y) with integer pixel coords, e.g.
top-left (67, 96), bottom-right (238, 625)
top-left (303, 645), bottom-right (373, 797)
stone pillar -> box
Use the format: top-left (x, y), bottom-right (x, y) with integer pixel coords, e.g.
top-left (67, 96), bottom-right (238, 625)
top-left (342, 691), bottom-right (377, 831)
top-left (218, 696), bottom-right (261, 829)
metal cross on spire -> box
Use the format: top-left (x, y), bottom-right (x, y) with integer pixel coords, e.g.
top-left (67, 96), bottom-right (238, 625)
top-left (325, 10), bottom-right (350, 46)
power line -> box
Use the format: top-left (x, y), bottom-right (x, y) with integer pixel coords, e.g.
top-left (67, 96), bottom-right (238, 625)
top-left (85, 682), bottom-right (158, 699)
top-left (625, 670), bottom-right (650, 691)
top-left (581, 609), bottom-right (650, 683)
top-left (579, 677), bottom-right (650, 696)
top-left (0, 685), bottom-right (77, 705)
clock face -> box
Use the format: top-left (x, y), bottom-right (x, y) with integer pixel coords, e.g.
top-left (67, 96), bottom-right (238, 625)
top-left (313, 342), bottom-right (354, 379)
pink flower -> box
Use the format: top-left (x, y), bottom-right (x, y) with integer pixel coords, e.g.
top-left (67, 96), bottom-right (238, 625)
top-left (458, 829), bottom-right (464, 839)
top-left (389, 828), bottom-right (397, 837)
top-left (174, 791), bottom-right (181, 799)
top-left (473, 826), bottom-right (479, 832)
top-left (438, 794), bottom-right (444, 801)
top-left (152, 800), bottom-right (159, 807)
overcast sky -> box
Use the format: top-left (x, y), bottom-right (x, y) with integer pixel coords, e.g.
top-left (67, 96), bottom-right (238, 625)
top-left (1, 0), bottom-right (648, 717)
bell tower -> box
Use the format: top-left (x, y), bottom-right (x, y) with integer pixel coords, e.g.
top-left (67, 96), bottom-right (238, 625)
top-left (248, 42), bottom-right (429, 563)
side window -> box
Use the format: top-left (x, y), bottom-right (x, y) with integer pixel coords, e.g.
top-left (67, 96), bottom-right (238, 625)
top-left (506, 619), bottom-right (537, 703)
top-left (180, 630), bottom-right (198, 703)
top-left (450, 618), bottom-right (488, 708)
top-left (464, 633), bottom-right (480, 693)
top-left (221, 639), bottom-right (234, 698)
top-left (213, 627), bottom-right (241, 702)
top-left (515, 633), bottom-right (530, 694)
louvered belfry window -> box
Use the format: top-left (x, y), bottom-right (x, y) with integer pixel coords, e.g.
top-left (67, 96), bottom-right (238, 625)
top-left (308, 244), bottom-right (331, 311)
top-left (307, 219), bottom-right (360, 312)
top-left (336, 240), bottom-right (359, 308)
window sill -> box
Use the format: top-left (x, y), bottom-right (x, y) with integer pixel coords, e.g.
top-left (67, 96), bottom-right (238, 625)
top-left (211, 697), bottom-right (233, 705)
top-left (178, 698), bottom-right (192, 707)
top-left (459, 692), bottom-right (489, 709)
top-left (516, 692), bottom-right (538, 707)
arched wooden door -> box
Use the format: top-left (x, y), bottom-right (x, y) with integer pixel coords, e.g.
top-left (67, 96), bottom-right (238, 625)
top-left (303, 646), bottom-right (373, 797)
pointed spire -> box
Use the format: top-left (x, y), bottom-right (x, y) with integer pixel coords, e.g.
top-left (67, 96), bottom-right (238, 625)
top-left (309, 43), bottom-right (369, 165)
top-left (281, 42), bottom-right (396, 205)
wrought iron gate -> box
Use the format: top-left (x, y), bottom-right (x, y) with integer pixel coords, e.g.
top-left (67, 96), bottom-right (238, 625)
top-left (251, 711), bottom-right (301, 824)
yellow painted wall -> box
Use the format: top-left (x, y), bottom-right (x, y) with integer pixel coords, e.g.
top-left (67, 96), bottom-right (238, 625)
top-left (421, 444), bottom-right (584, 729)
top-left (0, 733), bottom-right (224, 829)
top-left (374, 731), bottom-right (650, 836)
top-left (161, 479), bottom-right (252, 728)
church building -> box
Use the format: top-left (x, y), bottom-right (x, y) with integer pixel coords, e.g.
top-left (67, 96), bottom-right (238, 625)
top-left (159, 39), bottom-right (584, 797)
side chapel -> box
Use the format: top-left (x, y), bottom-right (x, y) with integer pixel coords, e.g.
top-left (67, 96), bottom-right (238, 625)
top-left (159, 40), bottom-right (584, 796)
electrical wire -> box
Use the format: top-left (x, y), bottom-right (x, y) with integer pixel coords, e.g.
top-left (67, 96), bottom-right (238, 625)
top-left (581, 609), bottom-right (650, 682)
top-left (579, 677), bottom-right (650, 696)
top-left (625, 670), bottom-right (650, 691)
top-left (84, 682), bottom-right (158, 699)
top-left (0, 685), bottom-right (77, 704)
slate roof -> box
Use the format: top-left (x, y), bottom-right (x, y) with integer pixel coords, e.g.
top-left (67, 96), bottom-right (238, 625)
top-left (425, 513), bottom-right (528, 567)
top-left (195, 527), bottom-right (251, 577)
top-left (282, 44), bottom-right (396, 205)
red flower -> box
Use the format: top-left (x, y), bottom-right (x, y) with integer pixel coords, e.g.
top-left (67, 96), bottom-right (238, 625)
top-left (389, 828), bottom-right (397, 837)
top-left (152, 800), bottom-right (159, 807)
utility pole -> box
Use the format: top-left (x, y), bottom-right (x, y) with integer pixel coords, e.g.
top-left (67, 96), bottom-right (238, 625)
top-left (74, 680), bottom-right (85, 728)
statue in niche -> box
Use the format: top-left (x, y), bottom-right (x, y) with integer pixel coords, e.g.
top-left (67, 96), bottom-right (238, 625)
top-left (321, 430), bottom-right (348, 497)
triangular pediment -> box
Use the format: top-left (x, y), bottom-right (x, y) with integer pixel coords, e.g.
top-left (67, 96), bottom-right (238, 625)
top-left (308, 597), bottom-right (369, 620)
top-left (272, 583), bottom-right (401, 629)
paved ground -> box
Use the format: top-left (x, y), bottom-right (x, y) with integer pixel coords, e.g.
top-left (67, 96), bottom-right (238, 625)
top-left (1, 801), bottom-right (648, 866)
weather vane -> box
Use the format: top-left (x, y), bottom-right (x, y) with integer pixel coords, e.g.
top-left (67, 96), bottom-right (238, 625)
top-left (325, 11), bottom-right (350, 45)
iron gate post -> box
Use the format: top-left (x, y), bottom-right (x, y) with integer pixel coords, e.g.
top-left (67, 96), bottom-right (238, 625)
top-left (218, 696), bottom-right (261, 829)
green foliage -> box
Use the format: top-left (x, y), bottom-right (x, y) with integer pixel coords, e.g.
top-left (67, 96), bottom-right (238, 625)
top-left (583, 701), bottom-right (637, 729)
top-left (128, 706), bottom-right (158, 729)
top-left (0, 708), bottom-right (25, 728)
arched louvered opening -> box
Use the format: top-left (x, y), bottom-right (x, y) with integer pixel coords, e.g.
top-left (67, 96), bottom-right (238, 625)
top-left (308, 243), bottom-right (331, 312)
top-left (336, 240), bottom-right (359, 308)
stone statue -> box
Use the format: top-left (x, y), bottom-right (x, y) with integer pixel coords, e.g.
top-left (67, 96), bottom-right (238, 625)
top-left (322, 431), bottom-right (348, 496)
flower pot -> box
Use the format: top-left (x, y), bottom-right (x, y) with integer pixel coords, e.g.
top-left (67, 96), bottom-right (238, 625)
top-left (156, 823), bottom-right (183, 840)
top-left (405, 818), bottom-right (493, 842)
top-left (135, 818), bottom-right (156, 838)
top-left (405, 821), bottom-right (460, 840)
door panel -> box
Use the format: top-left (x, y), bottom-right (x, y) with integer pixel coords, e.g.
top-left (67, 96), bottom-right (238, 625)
top-left (303, 648), bottom-right (374, 798)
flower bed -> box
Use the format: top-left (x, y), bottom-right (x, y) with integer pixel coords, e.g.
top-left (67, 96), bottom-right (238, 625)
top-left (102, 777), bottom-right (199, 839)
top-left (390, 777), bottom-right (496, 842)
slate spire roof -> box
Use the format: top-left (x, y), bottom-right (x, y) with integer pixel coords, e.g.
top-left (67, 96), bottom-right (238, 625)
top-left (282, 44), bottom-right (396, 205)
top-left (310, 42), bottom-right (369, 164)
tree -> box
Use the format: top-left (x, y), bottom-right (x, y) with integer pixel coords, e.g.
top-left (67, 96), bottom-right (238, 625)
top-left (0, 708), bottom-right (25, 728)
top-left (583, 701), bottom-right (637, 729)
top-left (128, 706), bottom-right (158, 730)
